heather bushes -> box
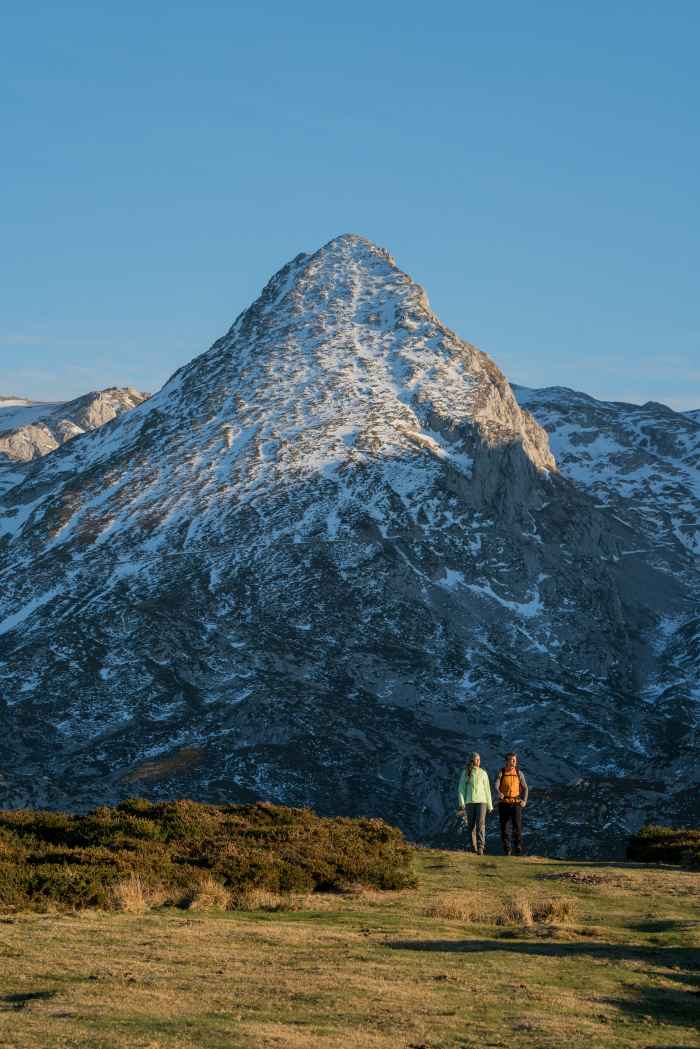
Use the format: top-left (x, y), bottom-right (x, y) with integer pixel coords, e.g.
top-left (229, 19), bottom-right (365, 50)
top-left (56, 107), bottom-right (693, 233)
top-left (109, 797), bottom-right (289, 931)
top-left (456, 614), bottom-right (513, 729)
top-left (626, 824), bottom-right (700, 867)
top-left (0, 799), bottom-right (416, 911)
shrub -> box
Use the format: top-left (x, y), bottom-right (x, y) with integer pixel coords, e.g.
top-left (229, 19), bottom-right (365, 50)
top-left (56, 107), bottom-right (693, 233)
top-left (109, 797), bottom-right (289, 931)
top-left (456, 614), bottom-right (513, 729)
top-left (0, 800), bottom-right (416, 912)
top-left (626, 825), bottom-right (700, 867)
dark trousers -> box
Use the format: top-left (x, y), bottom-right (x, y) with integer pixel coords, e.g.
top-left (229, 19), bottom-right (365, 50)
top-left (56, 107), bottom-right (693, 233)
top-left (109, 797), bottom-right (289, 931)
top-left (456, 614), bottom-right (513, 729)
top-left (499, 802), bottom-right (523, 854)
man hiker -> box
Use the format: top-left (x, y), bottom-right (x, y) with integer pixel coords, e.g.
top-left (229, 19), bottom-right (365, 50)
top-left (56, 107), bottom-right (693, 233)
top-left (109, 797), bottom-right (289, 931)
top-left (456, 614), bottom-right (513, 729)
top-left (494, 752), bottom-right (528, 855)
top-left (457, 752), bottom-right (493, 855)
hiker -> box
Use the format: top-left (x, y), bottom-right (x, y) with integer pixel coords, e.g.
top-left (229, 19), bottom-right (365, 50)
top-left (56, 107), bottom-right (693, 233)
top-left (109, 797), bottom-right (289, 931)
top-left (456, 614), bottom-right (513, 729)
top-left (457, 752), bottom-right (493, 855)
top-left (494, 752), bottom-right (529, 856)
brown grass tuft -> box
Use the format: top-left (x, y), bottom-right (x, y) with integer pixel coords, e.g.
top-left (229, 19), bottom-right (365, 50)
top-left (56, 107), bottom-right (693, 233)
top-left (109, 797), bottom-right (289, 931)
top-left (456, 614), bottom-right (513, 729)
top-left (497, 891), bottom-right (575, 927)
top-left (497, 890), bottom-right (534, 927)
top-left (229, 887), bottom-right (298, 912)
top-left (532, 896), bottom-right (576, 923)
top-left (185, 875), bottom-right (231, 911)
top-left (421, 893), bottom-right (485, 922)
top-left (110, 874), bottom-right (158, 913)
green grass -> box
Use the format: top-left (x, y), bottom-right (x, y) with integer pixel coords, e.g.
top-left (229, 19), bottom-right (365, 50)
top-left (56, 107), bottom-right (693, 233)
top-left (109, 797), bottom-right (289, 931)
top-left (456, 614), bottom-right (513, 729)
top-left (0, 848), bottom-right (698, 1048)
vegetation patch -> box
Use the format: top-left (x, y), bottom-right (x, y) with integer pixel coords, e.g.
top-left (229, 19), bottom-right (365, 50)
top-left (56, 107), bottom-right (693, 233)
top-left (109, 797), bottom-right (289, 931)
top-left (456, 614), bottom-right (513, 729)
top-left (496, 890), bottom-right (575, 927)
top-left (121, 746), bottom-right (206, 783)
top-left (627, 824), bottom-right (700, 867)
top-left (538, 870), bottom-right (629, 887)
top-left (420, 891), bottom-right (487, 922)
top-left (0, 799), bottom-right (416, 911)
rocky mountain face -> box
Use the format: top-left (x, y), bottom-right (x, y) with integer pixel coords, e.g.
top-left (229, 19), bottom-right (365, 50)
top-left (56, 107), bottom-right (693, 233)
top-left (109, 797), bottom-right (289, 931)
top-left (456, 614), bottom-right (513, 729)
top-left (0, 388), bottom-right (148, 496)
top-left (0, 236), bottom-right (697, 857)
top-left (513, 386), bottom-right (700, 558)
top-left (511, 383), bottom-right (700, 835)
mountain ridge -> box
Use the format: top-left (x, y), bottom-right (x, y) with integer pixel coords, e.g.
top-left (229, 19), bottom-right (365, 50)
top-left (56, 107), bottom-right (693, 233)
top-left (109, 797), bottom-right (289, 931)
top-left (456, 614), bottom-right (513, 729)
top-left (0, 386), bottom-right (148, 497)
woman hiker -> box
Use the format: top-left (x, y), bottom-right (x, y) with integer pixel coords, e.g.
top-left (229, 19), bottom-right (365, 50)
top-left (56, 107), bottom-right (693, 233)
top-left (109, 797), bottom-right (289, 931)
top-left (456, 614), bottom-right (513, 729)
top-left (457, 752), bottom-right (493, 855)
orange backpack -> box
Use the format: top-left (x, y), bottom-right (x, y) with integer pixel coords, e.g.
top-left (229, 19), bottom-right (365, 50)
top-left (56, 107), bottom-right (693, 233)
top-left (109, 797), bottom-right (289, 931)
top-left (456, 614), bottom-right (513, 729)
top-left (499, 767), bottom-right (521, 801)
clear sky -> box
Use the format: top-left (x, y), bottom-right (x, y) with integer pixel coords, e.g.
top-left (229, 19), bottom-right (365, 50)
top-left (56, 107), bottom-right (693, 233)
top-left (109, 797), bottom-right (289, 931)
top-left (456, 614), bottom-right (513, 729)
top-left (2, 2), bottom-right (699, 409)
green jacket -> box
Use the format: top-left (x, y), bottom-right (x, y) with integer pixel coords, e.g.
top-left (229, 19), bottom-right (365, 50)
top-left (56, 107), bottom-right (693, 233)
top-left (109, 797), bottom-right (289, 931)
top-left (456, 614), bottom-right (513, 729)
top-left (457, 766), bottom-right (493, 811)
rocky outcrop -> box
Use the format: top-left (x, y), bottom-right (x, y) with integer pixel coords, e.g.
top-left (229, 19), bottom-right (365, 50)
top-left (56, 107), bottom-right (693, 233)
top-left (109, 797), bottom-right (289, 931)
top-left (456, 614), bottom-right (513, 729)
top-left (0, 388), bottom-right (148, 496)
top-left (0, 237), bottom-right (697, 857)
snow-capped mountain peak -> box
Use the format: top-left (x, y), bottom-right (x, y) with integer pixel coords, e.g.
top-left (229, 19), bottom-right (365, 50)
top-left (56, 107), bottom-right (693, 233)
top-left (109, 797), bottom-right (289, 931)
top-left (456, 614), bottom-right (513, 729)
top-left (0, 237), bottom-right (697, 856)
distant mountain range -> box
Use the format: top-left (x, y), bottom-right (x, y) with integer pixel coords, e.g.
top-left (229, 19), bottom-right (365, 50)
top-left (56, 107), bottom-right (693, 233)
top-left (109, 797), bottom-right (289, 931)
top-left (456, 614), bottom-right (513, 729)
top-left (0, 389), bottom-right (148, 496)
top-left (0, 236), bottom-right (697, 857)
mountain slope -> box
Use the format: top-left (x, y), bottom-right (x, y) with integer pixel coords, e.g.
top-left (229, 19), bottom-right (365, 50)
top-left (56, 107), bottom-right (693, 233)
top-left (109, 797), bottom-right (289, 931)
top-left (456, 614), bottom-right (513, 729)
top-left (0, 236), bottom-right (696, 855)
top-left (513, 385), bottom-right (700, 557)
top-left (0, 388), bottom-right (148, 496)
top-left (512, 384), bottom-right (700, 827)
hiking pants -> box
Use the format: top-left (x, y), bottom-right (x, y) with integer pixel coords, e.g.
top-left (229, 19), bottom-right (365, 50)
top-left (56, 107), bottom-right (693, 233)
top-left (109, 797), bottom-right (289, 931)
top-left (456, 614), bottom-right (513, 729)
top-left (499, 802), bottom-right (523, 854)
top-left (466, 802), bottom-right (487, 853)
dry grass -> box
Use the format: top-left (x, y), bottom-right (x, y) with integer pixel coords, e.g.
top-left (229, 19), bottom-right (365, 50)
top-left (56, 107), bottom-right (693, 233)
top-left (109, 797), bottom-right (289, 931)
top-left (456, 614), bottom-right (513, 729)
top-left (185, 875), bottom-right (231, 911)
top-left (230, 886), bottom-right (299, 912)
top-left (532, 895), bottom-right (576, 923)
top-left (110, 873), bottom-right (167, 913)
top-left (497, 891), bottom-right (575, 927)
top-left (497, 888), bottom-right (534, 926)
top-left (420, 891), bottom-right (487, 922)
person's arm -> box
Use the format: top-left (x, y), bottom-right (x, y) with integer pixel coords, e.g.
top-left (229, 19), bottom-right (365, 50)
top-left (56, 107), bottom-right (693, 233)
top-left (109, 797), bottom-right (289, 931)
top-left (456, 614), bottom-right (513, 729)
top-left (494, 769), bottom-right (503, 800)
top-left (457, 769), bottom-right (467, 809)
top-left (483, 769), bottom-right (493, 812)
top-left (519, 771), bottom-right (529, 807)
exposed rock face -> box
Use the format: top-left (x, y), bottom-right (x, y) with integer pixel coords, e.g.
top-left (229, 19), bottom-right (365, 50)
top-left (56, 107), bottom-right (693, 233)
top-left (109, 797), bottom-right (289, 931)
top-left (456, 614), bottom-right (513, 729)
top-left (512, 384), bottom-right (700, 842)
top-left (0, 236), bottom-right (697, 857)
top-left (0, 388), bottom-right (148, 496)
top-left (514, 386), bottom-right (700, 557)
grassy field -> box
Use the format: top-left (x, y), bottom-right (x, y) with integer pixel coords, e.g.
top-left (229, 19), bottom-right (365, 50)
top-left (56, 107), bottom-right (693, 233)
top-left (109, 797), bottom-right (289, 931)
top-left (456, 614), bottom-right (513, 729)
top-left (0, 848), bottom-right (698, 1049)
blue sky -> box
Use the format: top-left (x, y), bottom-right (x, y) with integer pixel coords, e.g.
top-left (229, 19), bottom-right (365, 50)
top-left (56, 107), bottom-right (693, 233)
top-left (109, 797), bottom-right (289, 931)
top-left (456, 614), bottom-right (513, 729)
top-left (2, 2), bottom-right (699, 409)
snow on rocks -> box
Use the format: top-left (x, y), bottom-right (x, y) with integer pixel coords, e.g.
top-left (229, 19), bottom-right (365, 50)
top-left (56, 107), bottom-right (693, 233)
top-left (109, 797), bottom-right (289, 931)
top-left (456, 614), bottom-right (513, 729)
top-left (0, 236), bottom-right (697, 855)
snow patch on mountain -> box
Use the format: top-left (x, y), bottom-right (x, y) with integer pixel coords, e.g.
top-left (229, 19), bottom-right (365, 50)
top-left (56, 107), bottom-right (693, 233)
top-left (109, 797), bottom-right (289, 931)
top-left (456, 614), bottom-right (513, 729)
top-left (513, 384), bottom-right (700, 556)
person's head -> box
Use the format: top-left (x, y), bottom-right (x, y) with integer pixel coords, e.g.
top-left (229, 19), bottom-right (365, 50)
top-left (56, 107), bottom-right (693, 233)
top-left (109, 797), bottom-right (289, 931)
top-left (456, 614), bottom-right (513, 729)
top-left (469, 752), bottom-right (480, 768)
top-left (505, 752), bottom-right (517, 770)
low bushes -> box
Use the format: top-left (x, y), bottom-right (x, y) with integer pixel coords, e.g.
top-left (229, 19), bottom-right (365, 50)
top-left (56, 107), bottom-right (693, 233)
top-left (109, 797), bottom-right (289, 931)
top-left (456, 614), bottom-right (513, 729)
top-left (0, 799), bottom-right (416, 912)
top-left (626, 825), bottom-right (700, 867)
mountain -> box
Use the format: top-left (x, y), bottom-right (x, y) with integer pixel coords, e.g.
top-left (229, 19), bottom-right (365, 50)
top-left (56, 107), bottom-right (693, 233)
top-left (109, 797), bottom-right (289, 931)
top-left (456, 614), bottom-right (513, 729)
top-left (0, 235), bottom-right (697, 857)
top-left (0, 388), bottom-right (148, 496)
top-left (512, 386), bottom-right (700, 557)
